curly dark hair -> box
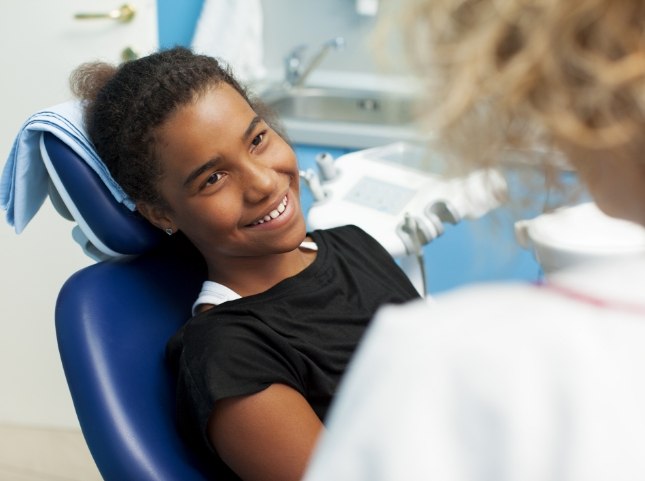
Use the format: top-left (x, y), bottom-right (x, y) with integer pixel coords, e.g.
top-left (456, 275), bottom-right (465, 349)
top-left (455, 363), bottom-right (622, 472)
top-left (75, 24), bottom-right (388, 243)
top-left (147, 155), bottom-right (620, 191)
top-left (70, 47), bottom-right (281, 208)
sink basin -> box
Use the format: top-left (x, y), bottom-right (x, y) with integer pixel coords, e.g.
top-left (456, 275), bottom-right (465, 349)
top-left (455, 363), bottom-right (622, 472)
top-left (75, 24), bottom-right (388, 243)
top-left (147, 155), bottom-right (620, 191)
top-left (258, 85), bottom-right (423, 149)
top-left (262, 86), bottom-right (416, 126)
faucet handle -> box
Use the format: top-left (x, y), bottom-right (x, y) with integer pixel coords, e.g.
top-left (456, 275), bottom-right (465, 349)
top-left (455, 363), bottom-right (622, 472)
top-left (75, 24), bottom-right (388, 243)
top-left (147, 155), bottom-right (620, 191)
top-left (286, 43), bottom-right (307, 62)
top-left (284, 37), bottom-right (346, 87)
top-left (325, 36), bottom-right (345, 50)
top-left (284, 44), bottom-right (307, 85)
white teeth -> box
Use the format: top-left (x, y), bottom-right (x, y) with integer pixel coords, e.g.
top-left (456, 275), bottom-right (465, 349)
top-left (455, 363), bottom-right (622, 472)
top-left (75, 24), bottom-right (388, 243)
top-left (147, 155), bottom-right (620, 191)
top-left (251, 196), bottom-right (289, 226)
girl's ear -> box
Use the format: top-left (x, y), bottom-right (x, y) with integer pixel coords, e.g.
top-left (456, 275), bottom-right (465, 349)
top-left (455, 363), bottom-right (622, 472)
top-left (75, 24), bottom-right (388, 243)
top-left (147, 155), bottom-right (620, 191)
top-left (136, 201), bottom-right (175, 232)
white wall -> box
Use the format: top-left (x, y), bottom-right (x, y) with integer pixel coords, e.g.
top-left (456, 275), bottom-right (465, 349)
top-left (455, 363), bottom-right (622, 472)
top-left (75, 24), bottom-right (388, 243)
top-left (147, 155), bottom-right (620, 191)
top-left (262, 0), bottom-right (380, 75)
top-left (0, 53), bottom-right (91, 430)
top-left (0, 206), bottom-right (91, 428)
top-left (0, 0), bottom-right (157, 430)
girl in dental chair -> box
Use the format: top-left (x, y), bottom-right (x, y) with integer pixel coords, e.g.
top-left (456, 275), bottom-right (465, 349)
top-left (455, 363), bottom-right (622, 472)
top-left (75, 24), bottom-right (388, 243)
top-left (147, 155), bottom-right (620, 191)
top-left (70, 47), bottom-right (419, 481)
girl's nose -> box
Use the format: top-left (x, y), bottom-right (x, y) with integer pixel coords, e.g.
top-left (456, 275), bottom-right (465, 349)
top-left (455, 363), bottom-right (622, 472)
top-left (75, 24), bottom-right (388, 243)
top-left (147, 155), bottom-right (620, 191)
top-left (242, 157), bottom-right (279, 203)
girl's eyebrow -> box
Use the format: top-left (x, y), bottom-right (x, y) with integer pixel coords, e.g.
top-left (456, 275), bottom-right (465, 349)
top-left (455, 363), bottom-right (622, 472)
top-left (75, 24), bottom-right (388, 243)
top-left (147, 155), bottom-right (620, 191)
top-left (242, 115), bottom-right (262, 141)
top-left (184, 157), bottom-right (220, 188)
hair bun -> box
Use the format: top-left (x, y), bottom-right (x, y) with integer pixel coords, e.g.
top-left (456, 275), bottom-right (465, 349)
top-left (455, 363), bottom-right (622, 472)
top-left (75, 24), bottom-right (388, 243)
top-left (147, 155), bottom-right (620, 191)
top-left (69, 62), bottom-right (118, 102)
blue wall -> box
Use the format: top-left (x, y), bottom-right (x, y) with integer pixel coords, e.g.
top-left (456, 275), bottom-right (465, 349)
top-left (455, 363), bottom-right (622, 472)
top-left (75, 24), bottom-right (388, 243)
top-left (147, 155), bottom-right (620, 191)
top-left (157, 0), bottom-right (204, 48)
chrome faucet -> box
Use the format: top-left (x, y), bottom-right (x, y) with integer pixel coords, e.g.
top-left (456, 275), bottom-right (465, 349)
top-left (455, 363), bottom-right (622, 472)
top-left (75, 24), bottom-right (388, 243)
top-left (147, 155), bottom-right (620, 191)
top-left (284, 37), bottom-right (345, 88)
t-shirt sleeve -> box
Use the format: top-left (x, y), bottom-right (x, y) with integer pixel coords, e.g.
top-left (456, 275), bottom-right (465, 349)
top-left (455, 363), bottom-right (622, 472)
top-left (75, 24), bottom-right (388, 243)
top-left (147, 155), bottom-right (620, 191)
top-left (171, 314), bottom-right (306, 452)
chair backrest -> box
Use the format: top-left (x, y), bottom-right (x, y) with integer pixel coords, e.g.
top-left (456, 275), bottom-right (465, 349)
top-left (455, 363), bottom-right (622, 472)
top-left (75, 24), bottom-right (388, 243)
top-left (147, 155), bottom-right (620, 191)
top-left (43, 132), bottom-right (215, 480)
top-left (41, 131), bottom-right (163, 259)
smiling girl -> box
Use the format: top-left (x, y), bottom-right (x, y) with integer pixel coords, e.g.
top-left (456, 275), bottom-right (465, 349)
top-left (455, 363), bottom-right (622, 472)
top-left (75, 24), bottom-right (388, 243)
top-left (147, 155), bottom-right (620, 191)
top-left (71, 47), bottom-right (420, 481)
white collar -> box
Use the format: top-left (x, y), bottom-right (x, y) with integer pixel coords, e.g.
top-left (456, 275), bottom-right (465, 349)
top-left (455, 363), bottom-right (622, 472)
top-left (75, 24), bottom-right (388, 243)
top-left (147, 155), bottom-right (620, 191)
top-left (192, 240), bottom-right (318, 314)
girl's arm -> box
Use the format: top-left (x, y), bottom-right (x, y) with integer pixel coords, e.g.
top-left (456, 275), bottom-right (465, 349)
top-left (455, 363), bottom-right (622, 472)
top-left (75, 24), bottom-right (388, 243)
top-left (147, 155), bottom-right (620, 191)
top-left (207, 383), bottom-right (324, 481)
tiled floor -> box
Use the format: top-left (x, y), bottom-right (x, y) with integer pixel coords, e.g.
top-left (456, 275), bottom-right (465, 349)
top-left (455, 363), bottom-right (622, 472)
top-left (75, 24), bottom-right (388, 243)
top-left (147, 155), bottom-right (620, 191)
top-left (0, 424), bottom-right (102, 481)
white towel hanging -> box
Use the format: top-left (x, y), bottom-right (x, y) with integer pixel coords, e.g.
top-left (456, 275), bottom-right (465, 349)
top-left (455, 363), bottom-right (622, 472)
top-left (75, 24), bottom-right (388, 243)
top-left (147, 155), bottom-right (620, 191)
top-left (192, 0), bottom-right (266, 82)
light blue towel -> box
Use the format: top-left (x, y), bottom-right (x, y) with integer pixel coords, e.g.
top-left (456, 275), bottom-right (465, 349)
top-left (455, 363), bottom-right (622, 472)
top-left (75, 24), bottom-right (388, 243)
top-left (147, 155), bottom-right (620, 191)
top-left (0, 100), bottom-right (135, 234)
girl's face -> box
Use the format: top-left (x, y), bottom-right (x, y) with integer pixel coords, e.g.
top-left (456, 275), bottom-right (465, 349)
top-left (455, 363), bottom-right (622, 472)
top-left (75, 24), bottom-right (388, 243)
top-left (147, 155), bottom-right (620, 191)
top-left (146, 83), bottom-right (306, 264)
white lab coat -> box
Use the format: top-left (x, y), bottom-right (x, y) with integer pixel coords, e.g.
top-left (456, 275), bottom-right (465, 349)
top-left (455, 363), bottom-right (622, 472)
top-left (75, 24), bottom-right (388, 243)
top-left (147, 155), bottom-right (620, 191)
top-left (304, 257), bottom-right (645, 481)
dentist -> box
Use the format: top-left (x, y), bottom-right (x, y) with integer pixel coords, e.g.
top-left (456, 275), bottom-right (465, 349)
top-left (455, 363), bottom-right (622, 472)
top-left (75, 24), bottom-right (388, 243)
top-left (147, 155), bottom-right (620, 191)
top-left (304, 0), bottom-right (645, 479)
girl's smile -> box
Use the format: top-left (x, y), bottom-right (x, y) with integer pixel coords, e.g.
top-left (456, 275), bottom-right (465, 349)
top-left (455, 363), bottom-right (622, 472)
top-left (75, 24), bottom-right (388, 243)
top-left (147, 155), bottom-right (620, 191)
top-left (247, 194), bottom-right (291, 227)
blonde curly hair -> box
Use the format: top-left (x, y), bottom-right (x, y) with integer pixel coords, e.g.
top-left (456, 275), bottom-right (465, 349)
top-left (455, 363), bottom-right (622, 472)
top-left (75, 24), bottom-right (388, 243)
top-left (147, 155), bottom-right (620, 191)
top-left (384, 0), bottom-right (645, 174)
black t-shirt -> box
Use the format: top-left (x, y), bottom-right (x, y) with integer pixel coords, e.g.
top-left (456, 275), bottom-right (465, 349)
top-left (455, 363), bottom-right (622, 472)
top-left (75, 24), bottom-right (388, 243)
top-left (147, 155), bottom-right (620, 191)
top-left (166, 225), bottom-right (420, 475)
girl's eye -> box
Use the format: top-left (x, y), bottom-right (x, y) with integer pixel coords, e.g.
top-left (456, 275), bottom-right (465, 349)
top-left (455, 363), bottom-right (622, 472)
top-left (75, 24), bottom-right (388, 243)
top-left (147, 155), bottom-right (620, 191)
top-left (251, 131), bottom-right (265, 148)
top-left (205, 172), bottom-right (224, 187)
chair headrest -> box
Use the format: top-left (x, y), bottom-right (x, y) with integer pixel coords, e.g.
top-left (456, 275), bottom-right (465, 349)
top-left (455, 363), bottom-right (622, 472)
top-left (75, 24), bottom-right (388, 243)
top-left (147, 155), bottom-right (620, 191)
top-left (41, 131), bottom-right (163, 259)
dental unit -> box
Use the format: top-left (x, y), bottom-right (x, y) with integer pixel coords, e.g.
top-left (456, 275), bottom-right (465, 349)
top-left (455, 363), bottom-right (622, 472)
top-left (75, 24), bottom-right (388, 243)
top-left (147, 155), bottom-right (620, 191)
top-left (303, 142), bottom-right (507, 295)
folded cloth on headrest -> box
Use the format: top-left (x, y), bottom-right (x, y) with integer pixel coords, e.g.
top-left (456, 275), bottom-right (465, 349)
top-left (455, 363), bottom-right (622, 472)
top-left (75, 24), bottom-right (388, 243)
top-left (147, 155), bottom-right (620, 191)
top-left (0, 100), bottom-right (135, 234)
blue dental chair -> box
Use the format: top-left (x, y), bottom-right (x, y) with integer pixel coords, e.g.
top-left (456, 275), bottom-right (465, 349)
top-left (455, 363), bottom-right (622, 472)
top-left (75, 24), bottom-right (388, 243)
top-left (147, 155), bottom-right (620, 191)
top-left (41, 131), bottom-right (216, 480)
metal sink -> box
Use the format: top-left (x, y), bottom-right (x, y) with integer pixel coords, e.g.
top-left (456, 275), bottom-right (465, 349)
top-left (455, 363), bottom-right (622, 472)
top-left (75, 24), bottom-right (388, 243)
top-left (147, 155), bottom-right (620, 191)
top-left (261, 86), bottom-right (416, 126)
top-left (258, 84), bottom-right (422, 149)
